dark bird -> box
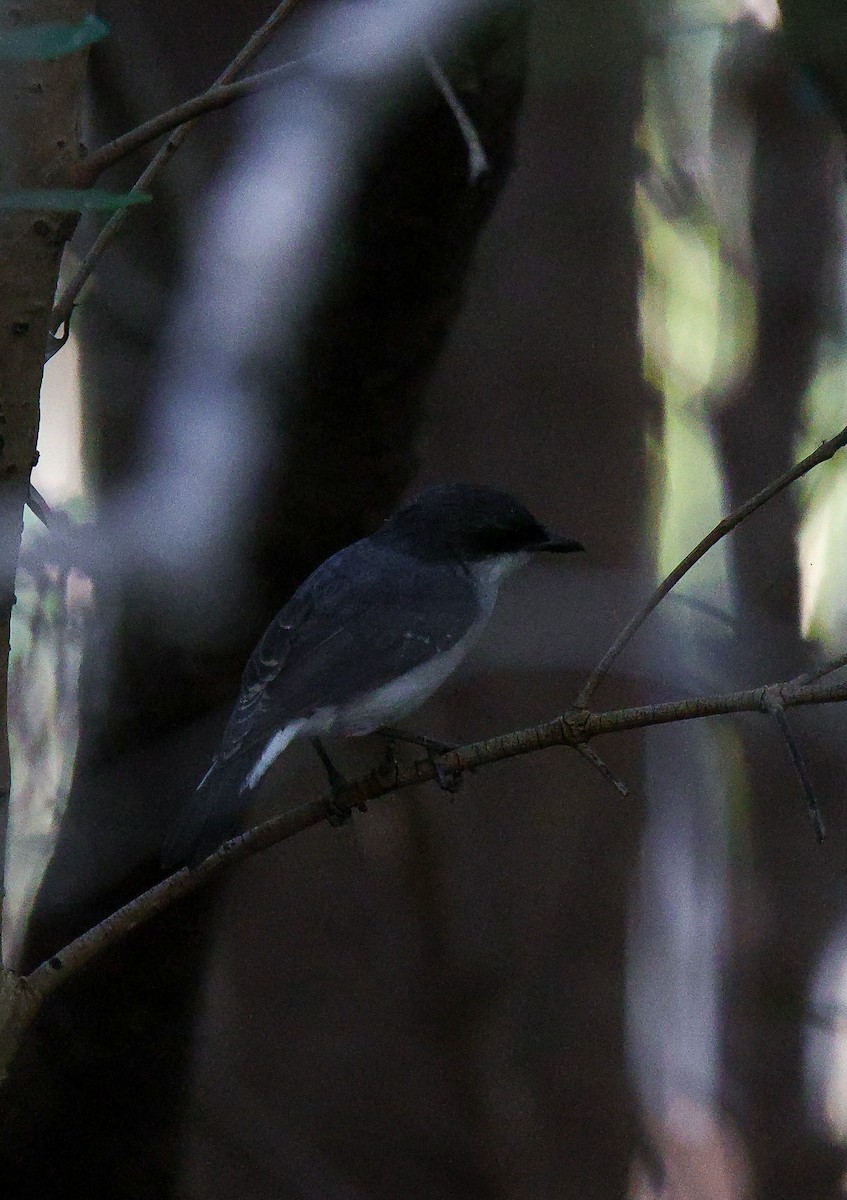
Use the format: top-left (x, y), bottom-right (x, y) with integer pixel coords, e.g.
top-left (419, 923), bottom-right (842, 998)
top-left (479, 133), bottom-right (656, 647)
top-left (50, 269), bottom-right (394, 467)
top-left (162, 483), bottom-right (584, 868)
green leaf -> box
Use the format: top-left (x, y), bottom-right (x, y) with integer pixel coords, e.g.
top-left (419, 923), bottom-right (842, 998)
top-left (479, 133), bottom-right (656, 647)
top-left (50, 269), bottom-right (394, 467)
top-left (0, 14), bottom-right (108, 61)
top-left (0, 188), bottom-right (151, 212)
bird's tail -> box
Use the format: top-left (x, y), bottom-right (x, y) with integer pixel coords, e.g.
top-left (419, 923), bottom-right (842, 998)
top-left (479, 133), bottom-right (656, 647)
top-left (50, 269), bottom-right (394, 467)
top-left (160, 752), bottom-right (257, 871)
top-left (161, 721), bottom-right (306, 871)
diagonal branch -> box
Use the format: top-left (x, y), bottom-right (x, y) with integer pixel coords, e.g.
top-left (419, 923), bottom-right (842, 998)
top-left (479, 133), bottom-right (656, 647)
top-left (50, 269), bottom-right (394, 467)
top-left (50, 0), bottom-right (304, 336)
top-left (574, 423), bottom-right (847, 708)
top-left (792, 648), bottom-right (847, 687)
top-left (25, 672), bottom-right (847, 999)
top-left (69, 61), bottom-right (304, 188)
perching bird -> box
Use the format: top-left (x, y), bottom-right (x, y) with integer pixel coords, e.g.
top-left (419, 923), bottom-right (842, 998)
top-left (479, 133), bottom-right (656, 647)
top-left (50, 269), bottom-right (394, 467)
top-left (162, 483), bottom-right (584, 868)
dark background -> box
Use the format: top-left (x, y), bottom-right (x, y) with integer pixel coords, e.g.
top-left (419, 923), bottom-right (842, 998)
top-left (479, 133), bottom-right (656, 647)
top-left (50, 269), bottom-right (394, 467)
top-left (4, 1), bottom-right (847, 1196)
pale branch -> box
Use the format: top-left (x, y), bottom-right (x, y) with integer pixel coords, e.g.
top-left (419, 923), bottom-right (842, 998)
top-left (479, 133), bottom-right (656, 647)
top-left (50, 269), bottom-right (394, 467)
top-left (25, 672), bottom-right (847, 1000)
top-left (50, 0), bottom-right (304, 335)
top-left (69, 61), bottom-right (303, 188)
top-left (793, 648), bottom-right (847, 687)
top-left (574, 422), bottom-right (847, 709)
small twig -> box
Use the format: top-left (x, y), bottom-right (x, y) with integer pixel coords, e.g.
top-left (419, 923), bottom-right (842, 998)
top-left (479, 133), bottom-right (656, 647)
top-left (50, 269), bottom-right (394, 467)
top-left (792, 649), bottom-right (847, 688)
top-left (575, 423), bottom-right (847, 709)
top-left (43, 314), bottom-right (71, 363)
top-left (574, 742), bottom-right (630, 797)
top-left (50, 0), bottom-right (304, 335)
top-left (421, 46), bottom-right (488, 185)
top-left (70, 61), bottom-right (304, 188)
top-left (23, 673), bottom-right (847, 999)
top-left (762, 688), bottom-right (825, 843)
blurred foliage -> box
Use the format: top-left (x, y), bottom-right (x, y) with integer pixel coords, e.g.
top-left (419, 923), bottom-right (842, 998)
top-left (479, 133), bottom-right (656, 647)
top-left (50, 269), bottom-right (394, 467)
top-left (6, 535), bottom-right (90, 958)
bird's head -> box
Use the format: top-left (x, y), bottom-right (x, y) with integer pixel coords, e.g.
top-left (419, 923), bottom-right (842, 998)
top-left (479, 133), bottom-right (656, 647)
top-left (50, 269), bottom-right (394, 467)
top-left (378, 483), bottom-right (585, 565)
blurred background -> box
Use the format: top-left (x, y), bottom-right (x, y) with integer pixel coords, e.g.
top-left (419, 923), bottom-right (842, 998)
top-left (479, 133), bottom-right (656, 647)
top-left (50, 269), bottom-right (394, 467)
top-left (4, 0), bottom-right (847, 1195)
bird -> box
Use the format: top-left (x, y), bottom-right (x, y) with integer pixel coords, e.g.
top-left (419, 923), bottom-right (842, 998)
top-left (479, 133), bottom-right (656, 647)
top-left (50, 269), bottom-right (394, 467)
top-left (161, 483), bottom-right (584, 868)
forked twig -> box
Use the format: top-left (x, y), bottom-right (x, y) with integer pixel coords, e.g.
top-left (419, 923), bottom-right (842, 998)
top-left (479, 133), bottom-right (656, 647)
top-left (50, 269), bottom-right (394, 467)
top-left (50, 0), bottom-right (304, 335)
top-left (70, 61), bottom-right (304, 187)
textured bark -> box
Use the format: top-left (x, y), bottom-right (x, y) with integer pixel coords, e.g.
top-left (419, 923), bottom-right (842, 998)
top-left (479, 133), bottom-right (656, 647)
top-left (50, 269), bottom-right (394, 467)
top-left (0, 0), bottom-right (88, 859)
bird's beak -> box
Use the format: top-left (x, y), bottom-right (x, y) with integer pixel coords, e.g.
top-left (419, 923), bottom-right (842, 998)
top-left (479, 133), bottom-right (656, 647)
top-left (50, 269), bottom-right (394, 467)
top-left (532, 533), bottom-right (585, 554)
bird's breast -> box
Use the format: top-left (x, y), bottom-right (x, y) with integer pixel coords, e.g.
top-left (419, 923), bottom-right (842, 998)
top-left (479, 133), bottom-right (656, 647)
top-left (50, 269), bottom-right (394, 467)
top-left (334, 622), bottom-right (484, 736)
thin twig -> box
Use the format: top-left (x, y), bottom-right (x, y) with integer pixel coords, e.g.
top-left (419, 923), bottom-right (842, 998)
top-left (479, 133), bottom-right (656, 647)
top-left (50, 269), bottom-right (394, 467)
top-left (575, 742), bottom-right (630, 797)
top-left (792, 649), bottom-right (847, 688)
top-left (421, 46), bottom-right (488, 184)
top-left (50, 0), bottom-right (304, 335)
top-left (25, 673), bottom-right (847, 998)
top-left (762, 687), bottom-right (825, 842)
top-left (574, 424), bottom-right (847, 709)
top-left (70, 61), bottom-right (304, 187)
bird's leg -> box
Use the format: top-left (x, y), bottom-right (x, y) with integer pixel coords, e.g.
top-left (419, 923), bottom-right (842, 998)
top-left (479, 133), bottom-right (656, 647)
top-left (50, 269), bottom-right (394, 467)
top-left (310, 737), bottom-right (359, 824)
top-left (378, 726), bottom-right (456, 755)
top-left (311, 736), bottom-right (347, 789)
top-left (377, 726), bottom-right (463, 793)
top-left (377, 733), bottom-right (401, 784)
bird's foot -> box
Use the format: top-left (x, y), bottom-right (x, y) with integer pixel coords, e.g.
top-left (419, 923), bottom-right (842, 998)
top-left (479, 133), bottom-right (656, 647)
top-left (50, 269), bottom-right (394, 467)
top-left (377, 738), bottom-right (401, 786)
top-left (311, 737), bottom-right (363, 824)
top-left (377, 727), bottom-right (462, 793)
top-left (325, 794), bottom-right (354, 826)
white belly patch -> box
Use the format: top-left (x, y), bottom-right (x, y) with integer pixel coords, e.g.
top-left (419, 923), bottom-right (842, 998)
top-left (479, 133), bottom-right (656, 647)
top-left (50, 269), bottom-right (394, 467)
top-left (333, 631), bottom-right (479, 736)
top-left (241, 551), bottom-right (527, 791)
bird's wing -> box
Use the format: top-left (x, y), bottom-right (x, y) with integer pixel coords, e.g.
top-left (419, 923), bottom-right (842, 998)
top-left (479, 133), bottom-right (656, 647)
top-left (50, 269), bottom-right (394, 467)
top-left (214, 539), bottom-right (478, 766)
top-left (210, 588), bottom-right (315, 768)
top-left (162, 541), bottom-right (478, 869)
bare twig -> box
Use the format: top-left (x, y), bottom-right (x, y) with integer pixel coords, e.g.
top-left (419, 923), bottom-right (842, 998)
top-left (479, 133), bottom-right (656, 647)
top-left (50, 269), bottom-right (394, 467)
top-left (575, 424), bottom-right (847, 708)
top-left (792, 649), bottom-right (847, 688)
top-left (574, 742), bottom-right (630, 797)
top-left (762, 687), bottom-right (825, 842)
top-left (70, 61), bottom-right (303, 187)
top-left (24, 672), bottom-right (847, 998)
top-left (50, 0), bottom-right (304, 335)
top-left (421, 47), bottom-right (488, 184)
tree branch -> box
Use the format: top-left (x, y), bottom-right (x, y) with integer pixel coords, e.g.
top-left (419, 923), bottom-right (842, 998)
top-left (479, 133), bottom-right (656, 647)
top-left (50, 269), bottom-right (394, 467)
top-left (25, 672), bottom-right (847, 999)
top-left (574, 423), bottom-right (847, 708)
top-left (793, 648), bottom-right (847, 686)
top-left (69, 61), bottom-right (304, 188)
top-left (49, 0), bottom-right (304, 336)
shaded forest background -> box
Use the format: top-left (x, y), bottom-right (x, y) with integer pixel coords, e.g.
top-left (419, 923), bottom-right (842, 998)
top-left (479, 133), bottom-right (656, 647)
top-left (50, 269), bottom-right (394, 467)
top-left (5, 0), bottom-right (847, 1196)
